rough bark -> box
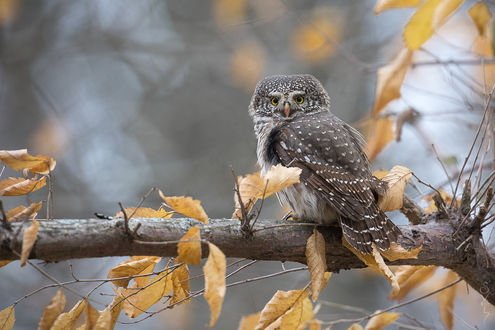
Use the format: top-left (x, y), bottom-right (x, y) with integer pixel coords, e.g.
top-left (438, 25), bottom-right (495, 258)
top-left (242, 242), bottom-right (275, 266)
top-left (1, 216), bottom-right (494, 305)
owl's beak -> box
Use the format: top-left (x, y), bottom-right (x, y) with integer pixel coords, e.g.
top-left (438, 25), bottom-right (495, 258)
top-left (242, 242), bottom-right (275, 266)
top-left (283, 102), bottom-right (291, 117)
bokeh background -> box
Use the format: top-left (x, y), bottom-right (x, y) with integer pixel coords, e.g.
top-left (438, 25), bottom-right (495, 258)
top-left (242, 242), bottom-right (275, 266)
top-left (1, 0), bottom-right (494, 329)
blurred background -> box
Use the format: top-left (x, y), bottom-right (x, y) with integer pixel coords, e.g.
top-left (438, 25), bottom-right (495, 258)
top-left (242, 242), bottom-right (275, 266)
top-left (1, 0), bottom-right (494, 329)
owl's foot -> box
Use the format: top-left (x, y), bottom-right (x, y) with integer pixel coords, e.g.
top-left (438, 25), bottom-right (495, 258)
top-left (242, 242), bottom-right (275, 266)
top-left (281, 210), bottom-right (295, 221)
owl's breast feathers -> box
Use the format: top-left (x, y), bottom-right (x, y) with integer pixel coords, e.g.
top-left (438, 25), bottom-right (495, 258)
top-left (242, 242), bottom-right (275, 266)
top-left (267, 111), bottom-right (400, 253)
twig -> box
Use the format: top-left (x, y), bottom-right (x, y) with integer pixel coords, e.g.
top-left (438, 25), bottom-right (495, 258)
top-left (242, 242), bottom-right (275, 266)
top-left (230, 166), bottom-right (251, 234)
top-left (0, 199), bottom-right (11, 230)
top-left (250, 179), bottom-right (268, 231)
top-left (401, 195), bottom-right (427, 225)
top-left (460, 179), bottom-right (472, 216)
top-left (126, 187), bottom-right (157, 220)
top-left (431, 144), bottom-right (455, 196)
top-left (118, 202), bottom-right (132, 238)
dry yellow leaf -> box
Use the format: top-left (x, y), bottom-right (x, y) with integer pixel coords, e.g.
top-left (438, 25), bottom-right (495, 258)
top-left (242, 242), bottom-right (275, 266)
top-left (238, 312), bottom-right (261, 330)
top-left (390, 265), bottom-right (437, 300)
top-left (308, 319), bottom-right (322, 330)
top-left (177, 226), bottom-right (202, 266)
top-left (20, 219), bottom-right (39, 267)
top-left (343, 240), bottom-right (399, 295)
top-left (374, 0), bottom-right (421, 14)
top-left (365, 117), bottom-right (395, 161)
top-left (378, 165), bottom-right (412, 212)
top-left (469, 2), bottom-right (492, 36)
top-left (255, 289), bottom-right (307, 330)
top-left (0, 177), bottom-right (46, 196)
top-left (0, 149), bottom-right (56, 174)
top-left (424, 189), bottom-right (454, 213)
top-left (107, 256), bottom-right (161, 288)
top-left (100, 292), bottom-right (123, 329)
top-left (380, 243), bottom-right (421, 261)
top-left (268, 296), bottom-right (314, 330)
top-left (233, 171), bottom-right (263, 219)
top-left (0, 260), bottom-right (12, 268)
top-left (372, 170), bottom-right (389, 180)
top-left (404, 0), bottom-right (463, 50)
top-left (38, 289), bottom-right (66, 330)
top-left (159, 191), bottom-right (209, 224)
top-left (171, 264), bottom-right (191, 305)
top-left (115, 207), bottom-right (173, 219)
top-left (204, 242), bottom-right (226, 328)
top-left (365, 311), bottom-right (400, 330)
top-left (308, 272), bottom-right (332, 301)
top-left (93, 309), bottom-right (112, 330)
top-left (438, 270), bottom-right (460, 330)
top-left (305, 229), bottom-right (327, 301)
top-left (372, 49), bottom-right (413, 116)
top-left (291, 15), bottom-right (340, 64)
top-left (348, 324), bottom-right (364, 330)
top-left (51, 299), bottom-right (87, 330)
top-left (83, 303), bottom-right (99, 330)
top-left (0, 306), bottom-right (15, 330)
top-left (230, 39), bottom-right (265, 92)
top-left (213, 0), bottom-right (248, 28)
top-left (6, 201), bottom-right (42, 222)
top-left (121, 268), bottom-right (173, 318)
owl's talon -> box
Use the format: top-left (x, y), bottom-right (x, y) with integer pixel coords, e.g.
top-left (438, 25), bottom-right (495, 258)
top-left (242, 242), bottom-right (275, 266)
top-left (281, 210), bottom-right (294, 221)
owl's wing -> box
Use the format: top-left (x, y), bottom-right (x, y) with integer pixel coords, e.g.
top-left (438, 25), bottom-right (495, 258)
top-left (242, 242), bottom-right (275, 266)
top-left (272, 122), bottom-right (400, 253)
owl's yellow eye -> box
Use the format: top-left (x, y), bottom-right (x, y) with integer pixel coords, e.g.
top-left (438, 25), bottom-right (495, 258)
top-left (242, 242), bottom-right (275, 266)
top-left (271, 97), bottom-right (279, 106)
top-left (295, 96), bottom-right (304, 103)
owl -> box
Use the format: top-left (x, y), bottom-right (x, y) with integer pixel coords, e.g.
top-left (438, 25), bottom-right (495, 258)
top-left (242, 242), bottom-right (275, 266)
top-left (249, 74), bottom-right (401, 254)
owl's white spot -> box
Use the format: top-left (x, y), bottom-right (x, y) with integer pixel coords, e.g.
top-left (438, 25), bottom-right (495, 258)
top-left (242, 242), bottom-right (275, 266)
top-left (295, 125), bottom-right (301, 129)
top-left (316, 138), bottom-right (320, 141)
top-left (304, 156), bottom-right (311, 162)
top-left (341, 152), bottom-right (346, 157)
top-left (308, 133), bottom-right (312, 136)
top-left (316, 126), bottom-right (320, 129)
top-left (308, 143), bottom-right (312, 147)
top-left (333, 136), bottom-right (338, 140)
top-left (298, 131), bottom-right (302, 134)
top-left (296, 148), bottom-right (302, 153)
top-left (280, 141), bottom-right (288, 150)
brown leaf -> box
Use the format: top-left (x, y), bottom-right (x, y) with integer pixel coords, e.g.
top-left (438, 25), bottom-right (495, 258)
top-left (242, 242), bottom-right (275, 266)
top-left (230, 39), bottom-right (265, 92)
top-left (469, 2), bottom-right (492, 36)
top-left (255, 289), bottom-right (307, 330)
top-left (158, 191), bottom-right (209, 224)
top-left (238, 313), bottom-right (261, 330)
top-left (38, 290), bottom-right (66, 330)
top-left (115, 207), bottom-right (173, 219)
top-left (389, 265), bottom-right (437, 300)
top-left (0, 306), bottom-right (15, 330)
top-left (204, 242), bottom-right (226, 328)
top-left (305, 229), bottom-right (327, 301)
top-left (438, 270), bottom-right (460, 330)
top-left (171, 264), bottom-right (191, 305)
top-left (121, 268), bottom-right (173, 318)
top-left (380, 243), bottom-right (422, 261)
top-left (51, 299), bottom-right (87, 330)
top-left (348, 324), bottom-right (363, 330)
top-left (93, 309), bottom-right (112, 330)
top-left (177, 227), bottom-right (202, 266)
top-left (365, 117), bottom-right (395, 161)
top-left (0, 149), bottom-right (56, 174)
top-left (83, 303), bottom-right (99, 330)
top-left (0, 260), bottom-right (12, 268)
top-left (374, 0), bottom-right (421, 14)
top-left (100, 293), bottom-right (123, 329)
top-left (372, 49), bottom-right (413, 116)
top-left (268, 296), bottom-right (313, 330)
top-left (107, 256), bottom-right (161, 288)
top-left (0, 177), bottom-right (46, 196)
top-left (365, 311), bottom-right (400, 330)
top-left (233, 171), bottom-right (263, 219)
top-left (20, 219), bottom-right (39, 267)
top-left (6, 202), bottom-right (42, 222)
top-left (378, 165), bottom-right (412, 212)
top-left (403, 0), bottom-right (463, 50)
top-left (343, 240), bottom-right (399, 295)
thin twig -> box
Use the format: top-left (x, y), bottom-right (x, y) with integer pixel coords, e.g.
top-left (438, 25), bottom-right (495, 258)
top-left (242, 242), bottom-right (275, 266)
top-left (118, 202), bottom-right (132, 238)
top-left (0, 199), bottom-right (11, 230)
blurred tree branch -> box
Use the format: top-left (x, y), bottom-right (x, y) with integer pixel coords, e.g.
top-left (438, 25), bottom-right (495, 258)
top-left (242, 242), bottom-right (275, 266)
top-left (1, 215), bottom-right (494, 305)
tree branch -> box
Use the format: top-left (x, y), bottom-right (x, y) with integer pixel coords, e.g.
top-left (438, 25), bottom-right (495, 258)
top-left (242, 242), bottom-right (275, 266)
top-left (1, 217), bottom-right (494, 305)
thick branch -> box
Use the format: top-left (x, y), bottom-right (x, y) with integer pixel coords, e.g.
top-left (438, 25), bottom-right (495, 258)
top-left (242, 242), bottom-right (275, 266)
top-left (1, 217), bottom-right (494, 305)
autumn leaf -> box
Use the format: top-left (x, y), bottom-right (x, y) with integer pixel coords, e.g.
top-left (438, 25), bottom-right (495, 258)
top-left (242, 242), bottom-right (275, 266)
top-left (238, 312), bottom-right (261, 330)
top-left (233, 171), bottom-right (263, 218)
top-left (177, 227), bottom-right (202, 266)
top-left (469, 2), bottom-right (492, 36)
top-left (343, 240), bottom-right (399, 295)
top-left (38, 290), bottom-right (66, 330)
top-left (158, 190), bottom-right (209, 224)
top-left (51, 299), bottom-right (87, 330)
top-left (83, 303), bottom-right (99, 330)
top-left (0, 260), bottom-right (12, 268)
top-left (0, 306), bottom-right (15, 330)
top-left (6, 201), bottom-right (42, 222)
top-left (374, 0), bottom-right (421, 14)
top-left (204, 243), bottom-right (226, 327)
top-left (372, 49), bottom-right (413, 116)
top-left (269, 296), bottom-right (314, 330)
top-left (171, 264), bottom-right (191, 305)
top-left (365, 311), bottom-right (400, 330)
top-left (0, 177), bottom-right (46, 196)
top-left (305, 228), bottom-right (327, 301)
top-left (99, 292), bottom-right (123, 329)
top-left (438, 270), bottom-right (460, 330)
top-left (348, 324), bottom-right (363, 330)
top-left (424, 189), bottom-right (454, 213)
top-left (0, 149), bottom-right (56, 174)
top-left (230, 39), bottom-right (265, 92)
top-left (377, 165), bottom-right (412, 212)
top-left (255, 289), bottom-right (309, 330)
top-left (93, 309), bottom-right (112, 330)
top-left (379, 243), bottom-right (422, 261)
top-left (107, 256), bottom-right (161, 288)
top-left (121, 268), bottom-right (173, 318)
top-left (20, 219), bottom-right (39, 267)
top-left (389, 265), bottom-right (437, 300)
top-left (365, 117), bottom-right (395, 161)
top-left (403, 0), bottom-right (464, 50)
top-left (115, 207), bottom-right (173, 219)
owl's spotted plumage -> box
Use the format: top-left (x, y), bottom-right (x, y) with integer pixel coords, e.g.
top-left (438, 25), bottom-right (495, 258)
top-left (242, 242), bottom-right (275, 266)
top-left (249, 74), bottom-right (401, 254)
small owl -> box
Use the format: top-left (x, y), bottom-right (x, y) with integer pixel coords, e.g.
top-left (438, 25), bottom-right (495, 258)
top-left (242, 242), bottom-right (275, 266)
top-left (249, 74), bottom-right (401, 254)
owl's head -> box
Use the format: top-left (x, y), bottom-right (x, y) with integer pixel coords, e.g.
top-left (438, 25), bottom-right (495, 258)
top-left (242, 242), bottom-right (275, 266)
top-left (249, 74), bottom-right (330, 120)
